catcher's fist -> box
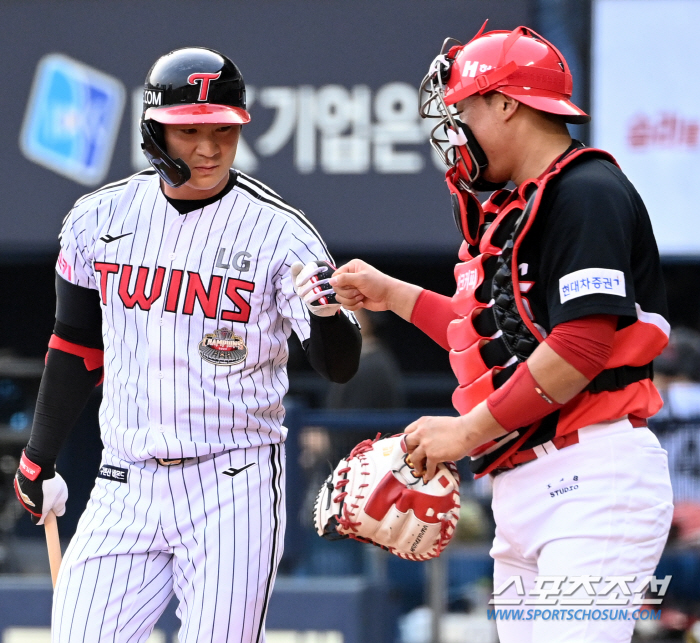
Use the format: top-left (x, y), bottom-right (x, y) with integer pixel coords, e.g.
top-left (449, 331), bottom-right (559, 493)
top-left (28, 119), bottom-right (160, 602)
top-left (14, 451), bottom-right (68, 525)
top-left (404, 415), bottom-right (473, 481)
top-left (291, 260), bottom-right (341, 317)
top-left (329, 259), bottom-right (395, 312)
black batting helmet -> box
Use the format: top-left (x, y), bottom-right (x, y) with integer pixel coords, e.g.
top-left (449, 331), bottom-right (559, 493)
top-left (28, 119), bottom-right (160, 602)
top-left (140, 47), bottom-right (250, 188)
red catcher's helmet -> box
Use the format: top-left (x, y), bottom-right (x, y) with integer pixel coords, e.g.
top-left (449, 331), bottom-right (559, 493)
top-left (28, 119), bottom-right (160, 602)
top-left (443, 25), bottom-right (588, 123)
top-left (419, 23), bottom-right (587, 243)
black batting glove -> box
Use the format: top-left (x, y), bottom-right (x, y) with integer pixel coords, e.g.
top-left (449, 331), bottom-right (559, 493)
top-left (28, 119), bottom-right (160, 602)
top-left (14, 450), bottom-right (68, 525)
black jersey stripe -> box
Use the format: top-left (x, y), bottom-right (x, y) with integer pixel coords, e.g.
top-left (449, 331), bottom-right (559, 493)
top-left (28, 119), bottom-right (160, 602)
top-left (235, 173), bottom-right (317, 220)
top-left (235, 173), bottom-right (319, 234)
top-left (234, 178), bottom-right (331, 257)
top-left (255, 443), bottom-right (282, 643)
top-left (237, 173), bottom-right (330, 255)
top-left (74, 169), bottom-right (156, 206)
top-left (235, 175), bottom-right (304, 220)
top-left (235, 171), bottom-right (285, 200)
top-left (235, 179), bottom-right (327, 250)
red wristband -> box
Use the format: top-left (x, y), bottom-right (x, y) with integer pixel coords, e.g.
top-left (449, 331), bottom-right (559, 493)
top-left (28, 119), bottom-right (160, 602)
top-left (486, 362), bottom-right (563, 432)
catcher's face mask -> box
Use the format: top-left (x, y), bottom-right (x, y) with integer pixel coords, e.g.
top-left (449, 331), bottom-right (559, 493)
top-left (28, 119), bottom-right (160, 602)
top-left (419, 39), bottom-right (505, 195)
top-left (419, 30), bottom-right (506, 244)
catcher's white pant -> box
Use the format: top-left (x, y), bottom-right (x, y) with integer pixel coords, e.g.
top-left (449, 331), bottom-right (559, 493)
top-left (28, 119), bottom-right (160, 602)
top-left (52, 444), bottom-right (285, 643)
top-left (490, 417), bottom-right (673, 643)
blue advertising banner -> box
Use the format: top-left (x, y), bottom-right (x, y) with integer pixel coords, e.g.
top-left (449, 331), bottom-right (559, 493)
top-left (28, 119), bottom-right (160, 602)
top-left (0, 1), bottom-right (530, 254)
top-left (20, 54), bottom-right (126, 186)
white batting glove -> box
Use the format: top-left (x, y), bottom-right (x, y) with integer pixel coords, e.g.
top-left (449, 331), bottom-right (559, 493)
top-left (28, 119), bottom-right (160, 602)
top-left (291, 260), bottom-right (341, 317)
top-left (35, 474), bottom-right (68, 525)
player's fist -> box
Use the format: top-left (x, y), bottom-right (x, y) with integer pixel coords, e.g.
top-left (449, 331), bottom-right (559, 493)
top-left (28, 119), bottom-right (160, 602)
top-left (404, 416), bottom-right (472, 481)
top-left (291, 260), bottom-right (341, 317)
top-left (14, 451), bottom-right (68, 525)
top-left (329, 259), bottom-right (395, 312)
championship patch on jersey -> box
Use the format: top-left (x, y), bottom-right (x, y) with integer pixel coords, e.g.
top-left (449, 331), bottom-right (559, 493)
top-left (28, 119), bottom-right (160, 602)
top-left (199, 328), bottom-right (248, 366)
top-left (559, 268), bottom-right (626, 303)
top-left (98, 465), bottom-right (128, 483)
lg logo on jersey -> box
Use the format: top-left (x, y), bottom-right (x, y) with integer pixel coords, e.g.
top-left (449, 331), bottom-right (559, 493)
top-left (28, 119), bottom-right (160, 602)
top-left (94, 262), bottom-right (256, 322)
top-left (215, 248), bottom-right (252, 272)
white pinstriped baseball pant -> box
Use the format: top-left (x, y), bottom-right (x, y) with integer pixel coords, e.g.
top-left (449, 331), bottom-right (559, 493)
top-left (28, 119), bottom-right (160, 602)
top-left (52, 444), bottom-right (285, 643)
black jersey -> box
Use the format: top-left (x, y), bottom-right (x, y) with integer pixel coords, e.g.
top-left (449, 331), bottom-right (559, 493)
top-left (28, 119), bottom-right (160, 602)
top-left (453, 144), bottom-right (671, 477)
top-left (518, 146), bottom-right (668, 334)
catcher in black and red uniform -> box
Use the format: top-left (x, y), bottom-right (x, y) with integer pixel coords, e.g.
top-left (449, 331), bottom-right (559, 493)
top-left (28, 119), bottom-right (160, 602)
top-left (331, 25), bottom-right (673, 643)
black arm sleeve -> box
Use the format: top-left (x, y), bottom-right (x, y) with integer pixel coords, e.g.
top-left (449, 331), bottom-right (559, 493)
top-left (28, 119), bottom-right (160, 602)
top-left (302, 312), bottom-right (362, 383)
top-left (25, 349), bottom-right (102, 467)
top-left (24, 273), bottom-right (104, 467)
top-left (54, 272), bottom-right (104, 348)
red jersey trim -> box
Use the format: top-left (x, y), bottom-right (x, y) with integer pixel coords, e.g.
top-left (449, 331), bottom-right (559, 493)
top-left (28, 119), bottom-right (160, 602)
top-left (545, 315), bottom-right (617, 380)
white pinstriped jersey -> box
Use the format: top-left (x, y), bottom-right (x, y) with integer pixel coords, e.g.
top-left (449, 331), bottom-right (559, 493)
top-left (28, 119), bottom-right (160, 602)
top-left (57, 169), bottom-right (332, 462)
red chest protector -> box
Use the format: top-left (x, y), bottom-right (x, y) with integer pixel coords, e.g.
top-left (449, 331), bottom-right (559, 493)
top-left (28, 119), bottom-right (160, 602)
top-left (448, 147), bottom-right (618, 416)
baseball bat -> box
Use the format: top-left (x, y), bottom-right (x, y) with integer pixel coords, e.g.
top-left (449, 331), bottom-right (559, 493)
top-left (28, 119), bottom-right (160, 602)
top-left (44, 510), bottom-right (62, 589)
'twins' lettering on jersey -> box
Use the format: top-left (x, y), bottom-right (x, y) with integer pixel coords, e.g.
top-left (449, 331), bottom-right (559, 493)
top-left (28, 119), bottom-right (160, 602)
top-left (58, 169), bottom-right (334, 462)
top-left (93, 262), bottom-right (256, 322)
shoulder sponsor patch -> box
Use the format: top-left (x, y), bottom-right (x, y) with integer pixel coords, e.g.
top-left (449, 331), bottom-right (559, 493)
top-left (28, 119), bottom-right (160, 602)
top-left (559, 268), bottom-right (626, 303)
top-left (98, 464), bottom-right (128, 483)
top-left (56, 250), bottom-right (73, 282)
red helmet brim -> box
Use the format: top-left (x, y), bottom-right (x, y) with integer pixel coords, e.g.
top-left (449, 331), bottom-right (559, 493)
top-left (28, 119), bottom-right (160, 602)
top-left (145, 103), bottom-right (251, 125)
top-left (513, 93), bottom-right (590, 124)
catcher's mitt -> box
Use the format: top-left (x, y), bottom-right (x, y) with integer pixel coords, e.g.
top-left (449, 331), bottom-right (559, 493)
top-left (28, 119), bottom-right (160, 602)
top-left (314, 434), bottom-right (460, 561)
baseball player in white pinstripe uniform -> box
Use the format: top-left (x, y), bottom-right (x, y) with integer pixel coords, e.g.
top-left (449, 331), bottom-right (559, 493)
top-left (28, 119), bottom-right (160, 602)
top-left (14, 47), bottom-right (361, 642)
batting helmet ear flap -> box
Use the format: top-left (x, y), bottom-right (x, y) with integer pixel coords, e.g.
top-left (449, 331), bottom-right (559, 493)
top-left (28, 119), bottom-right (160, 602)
top-left (140, 119), bottom-right (192, 188)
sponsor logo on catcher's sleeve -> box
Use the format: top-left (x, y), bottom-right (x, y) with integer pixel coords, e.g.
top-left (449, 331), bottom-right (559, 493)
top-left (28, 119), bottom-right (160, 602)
top-left (559, 268), bottom-right (626, 303)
